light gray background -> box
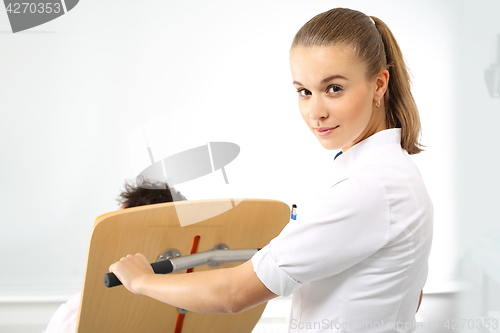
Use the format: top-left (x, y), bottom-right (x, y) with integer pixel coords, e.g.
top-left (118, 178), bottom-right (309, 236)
top-left (0, 0), bottom-right (499, 331)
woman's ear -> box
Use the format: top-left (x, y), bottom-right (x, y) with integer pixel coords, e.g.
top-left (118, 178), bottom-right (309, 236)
top-left (375, 69), bottom-right (389, 101)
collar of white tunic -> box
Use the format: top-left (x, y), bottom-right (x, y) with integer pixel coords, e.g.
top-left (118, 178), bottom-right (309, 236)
top-left (332, 128), bottom-right (402, 175)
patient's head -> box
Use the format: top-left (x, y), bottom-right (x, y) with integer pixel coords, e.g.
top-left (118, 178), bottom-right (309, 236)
top-left (117, 179), bottom-right (187, 209)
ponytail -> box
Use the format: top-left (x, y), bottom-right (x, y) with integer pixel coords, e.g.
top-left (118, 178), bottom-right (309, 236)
top-left (371, 16), bottom-right (424, 154)
top-left (291, 8), bottom-right (425, 154)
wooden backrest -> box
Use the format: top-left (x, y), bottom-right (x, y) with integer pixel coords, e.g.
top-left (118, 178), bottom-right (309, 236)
top-left (76, 198), bottom-right (290, 333)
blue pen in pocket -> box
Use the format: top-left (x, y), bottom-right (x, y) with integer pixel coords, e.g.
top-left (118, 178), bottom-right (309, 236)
top-left (291, 204), bottom-right (297, 220)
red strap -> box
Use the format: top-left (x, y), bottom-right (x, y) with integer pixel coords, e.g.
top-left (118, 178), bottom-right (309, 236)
top-left (174, 235), bottom-right (201, 333)
top-left (186, 236), bottom-right (201, 273)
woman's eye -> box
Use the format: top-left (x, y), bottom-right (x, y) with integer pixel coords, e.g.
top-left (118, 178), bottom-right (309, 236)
top-left (327, 84), bottom-right (343, 93)
top-left (296, 88), bottom-right (311, 97)
top-left (296, 85), bottom-right (342, 98)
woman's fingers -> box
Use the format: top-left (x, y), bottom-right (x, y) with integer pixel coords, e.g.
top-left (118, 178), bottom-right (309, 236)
top-left (109, 253), bottom-right (154, 294)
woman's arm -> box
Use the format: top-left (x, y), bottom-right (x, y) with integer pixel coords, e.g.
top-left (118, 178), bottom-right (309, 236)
top-left (109, 253), bottom-right (278, 314)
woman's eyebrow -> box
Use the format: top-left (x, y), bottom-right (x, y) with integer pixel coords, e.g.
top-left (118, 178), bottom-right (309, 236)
top-left (293, 74), bottom-right (348, 86)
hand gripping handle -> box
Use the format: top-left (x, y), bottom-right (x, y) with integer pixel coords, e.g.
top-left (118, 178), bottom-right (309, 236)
top-left (103, 260), bottom-right (174, 288)
top-left (103, 248), bottom-right (259, 288)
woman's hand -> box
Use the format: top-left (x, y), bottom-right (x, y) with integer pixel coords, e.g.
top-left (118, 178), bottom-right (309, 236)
top-left (109, 253), bottom-right (154, 295)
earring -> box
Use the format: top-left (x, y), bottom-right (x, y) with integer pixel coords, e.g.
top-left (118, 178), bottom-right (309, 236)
top-left (375, 100), bottom-right (381, 108)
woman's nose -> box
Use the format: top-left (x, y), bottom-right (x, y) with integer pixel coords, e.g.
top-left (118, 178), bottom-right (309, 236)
top-left (306, 96), bottom-right (329, 121)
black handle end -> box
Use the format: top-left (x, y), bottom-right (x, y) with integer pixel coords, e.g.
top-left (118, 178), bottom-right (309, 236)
top-left (104, 272), bottom-right (122, 288)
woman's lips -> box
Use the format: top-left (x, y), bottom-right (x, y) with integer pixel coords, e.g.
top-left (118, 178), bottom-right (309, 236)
top-left (315, 126), bottom-right (339, 136)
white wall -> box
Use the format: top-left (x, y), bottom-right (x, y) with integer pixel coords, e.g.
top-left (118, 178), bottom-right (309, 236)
top-left (454, 0), bottom-right (500, 329)
top-left (1, 0), bottom-right (495, 331)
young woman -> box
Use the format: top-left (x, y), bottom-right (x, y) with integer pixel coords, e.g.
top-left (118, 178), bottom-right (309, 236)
top-left (110, 8), bottom-right (433, 332)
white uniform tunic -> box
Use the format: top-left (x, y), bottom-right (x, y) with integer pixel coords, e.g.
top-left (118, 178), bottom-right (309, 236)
top-left (251, 128), bottom-right (433, 332)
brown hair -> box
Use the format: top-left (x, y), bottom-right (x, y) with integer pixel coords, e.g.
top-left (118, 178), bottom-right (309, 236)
top-left (290, 8), bottom-right (424, 154)
top-left (117, 179), bottom-right (187, 208)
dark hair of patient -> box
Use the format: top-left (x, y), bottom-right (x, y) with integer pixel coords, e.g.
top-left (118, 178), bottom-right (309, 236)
top-left (117, 179), bottom-right (187, 209)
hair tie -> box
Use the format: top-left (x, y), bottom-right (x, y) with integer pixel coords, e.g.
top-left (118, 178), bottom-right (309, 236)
top-left (369, 16), bottom-right (375, 25)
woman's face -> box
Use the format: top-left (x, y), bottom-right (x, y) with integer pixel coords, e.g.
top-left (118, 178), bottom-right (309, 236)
top-left (289, 45), bottom-right (388, 152)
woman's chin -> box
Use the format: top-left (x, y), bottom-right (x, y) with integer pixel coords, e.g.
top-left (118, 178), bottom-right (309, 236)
top-left (318, 140), bottom-right (342, 151)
